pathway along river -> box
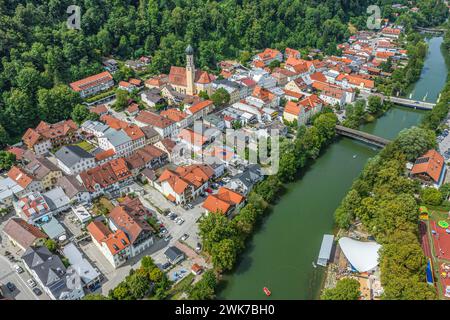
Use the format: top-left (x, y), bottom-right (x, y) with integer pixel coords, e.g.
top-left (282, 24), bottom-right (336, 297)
top-left (218, 36), bottom-right (448, 300)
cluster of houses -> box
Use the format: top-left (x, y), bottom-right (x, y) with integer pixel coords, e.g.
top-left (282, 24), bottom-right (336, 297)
top-left (0, 23), bottom-right (414, 300)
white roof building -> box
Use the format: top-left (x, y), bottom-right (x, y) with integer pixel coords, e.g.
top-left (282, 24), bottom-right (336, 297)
top-left (338, 237), bottom-right (381, 272)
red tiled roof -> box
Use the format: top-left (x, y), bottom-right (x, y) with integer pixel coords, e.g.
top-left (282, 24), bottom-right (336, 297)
top-left (90, 104), bottom-right (108, 115)
top-left (70, 71), bottom-right (113, 92)
top-left (411, 150), bottom-right (445, 183)
top-left (202, 187), bottom-right (244, 214)
top-left (22, 120), bottom-right (78, 148)
top-left (135, 111), bottom-right (175, 129)
top-left (188, 100), bottom-right (214, 114)
top-left (161, 108), bottom-right (189, 122)
top-left (95, 149), bottom-right (116, 162)
top-left (7, 166), bottom-right (34, 189)
top-left (100, 115), bottom-right (129, 130)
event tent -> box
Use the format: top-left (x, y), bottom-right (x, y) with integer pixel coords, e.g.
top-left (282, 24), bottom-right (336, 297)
top-left (338, 237), bottom-right (381, 272)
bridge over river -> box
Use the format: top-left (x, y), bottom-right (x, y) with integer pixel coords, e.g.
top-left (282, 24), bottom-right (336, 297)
top-left (335, 125), bottom-right (391, 148)
top-left (359, 92), bottom-right (437, 110)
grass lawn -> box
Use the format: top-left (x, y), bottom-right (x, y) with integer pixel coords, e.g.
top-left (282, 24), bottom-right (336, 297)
top-left (76, 140), bottom-right (96, 152)
top-left (167, 273), bottom-right (195, 300)
top-left (92, 197), bottom-right (115, 216)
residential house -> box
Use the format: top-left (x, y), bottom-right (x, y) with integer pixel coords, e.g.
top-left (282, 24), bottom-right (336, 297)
top-left (55, 145), bottom-right (96, 175)
top-left (135, 111), bottom-right (177, 138)
top-left (164, 246), bottom-right (185, 265)
top-left (141, 126), bottom-right (160, 145)
top-left (3, 218), bottom-right (47, 251)
top-left (155, 164), bottom-right (214, 204)
top-left (22, 120), bottom-right (79, 155)
top-left (62, 243), bottom-right (101, 291)
top-left (98, 129), bottom-right (133, 157)
top-left (24, 157), bottom-right (62, 190)
top-left (229, 164), bottom-right (263, 195)
top-left (246, 86), bottom-right (279, 109)
top-left (253, 48), bottom-right (283, 66)
top-left (22, 246), bottom-right (85, 300)
top-left (410, 150), bottom-right (447, 188)
top-left (141, 89), bottom-right (165, 108)
top-left (109, 204), bottom-right (155, 257)
top-left (185, 100), bottom-right (215, 121)
top-left (56, 175), bottom-right (91, 204)
top-left (125, 144), bottom-right (168, 176)
top-left (154, 138), bottom-right (178, 162)
top-left (161, 108), bottom-right (192, 130)
top-left (78, 158), bottom-right (133, 198)
top-left (86, 220), bottom-right (131, 268)
top-left (202, 187), bottom-right (245, 216)
top-left (145, 74), bottom-right (169, 89)
top-left (7, 166), bottom-right (43, 194)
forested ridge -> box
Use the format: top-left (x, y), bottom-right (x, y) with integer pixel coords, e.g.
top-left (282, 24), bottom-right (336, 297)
top-left (0, 0), bottom-right (447, 144)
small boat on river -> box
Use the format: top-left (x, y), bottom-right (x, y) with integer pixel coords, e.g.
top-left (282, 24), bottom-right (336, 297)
top-left (263, 287), bottom-right (271, 296)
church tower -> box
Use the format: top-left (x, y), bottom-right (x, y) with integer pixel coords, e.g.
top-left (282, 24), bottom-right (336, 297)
top-left (185, 44), bottom-right (195, 95)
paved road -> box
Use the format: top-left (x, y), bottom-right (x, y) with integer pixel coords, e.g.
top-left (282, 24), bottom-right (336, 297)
top-left (0, 255), bottom-right (39, 300)
top-left (84, 184), bottom-right (208, 295)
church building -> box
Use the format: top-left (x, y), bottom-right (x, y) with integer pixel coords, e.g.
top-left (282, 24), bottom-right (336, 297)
top-left (168, 45), bottom-right (215, 96)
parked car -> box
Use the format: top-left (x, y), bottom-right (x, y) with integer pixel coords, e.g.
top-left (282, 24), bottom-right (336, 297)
top-left (176, 218), bottom-right (185, 225)
top-left (27, 279), bottom-right (36, 288)
top-left (195, 243), bottom-right (202, 252)
top-left (6, 282), bottom-right (15, 292)
top-left (161, 262), bottom-right (171, 270)
top-left (180, 234), bottom-right (189, 241)
top-left (4, 251), bottom-right (11, 256)
top-left (14, 265), bottom-right (23, 274)
top-left (205, 188), bottom-right (213, 194)
top-left (186, 204), bottom-right (194, 209)
top-left (32, 287), bottom-right (42, 296)
top-left (164, 235), bottom-right (172, 242)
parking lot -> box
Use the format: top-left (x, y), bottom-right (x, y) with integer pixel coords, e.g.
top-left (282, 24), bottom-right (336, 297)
top-left (77, 184), bottom-right (210, 295)
top-left (0, 213), bottom-right (51, 300)
top-left (438, 125), bottom-right (450, 161)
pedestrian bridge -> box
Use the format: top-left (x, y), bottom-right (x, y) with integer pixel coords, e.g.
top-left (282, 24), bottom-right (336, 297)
top-left (335, 125), bottom-right (391, 148)
top-left (415, 26), bottom-right (446, 35)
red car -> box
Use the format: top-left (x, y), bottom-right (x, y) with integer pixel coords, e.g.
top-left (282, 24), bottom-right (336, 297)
top-left (205, 188), bottom-right (213, 194)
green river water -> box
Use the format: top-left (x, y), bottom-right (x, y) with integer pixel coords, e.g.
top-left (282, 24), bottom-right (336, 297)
top-left (218, 36), bottom-right (448, 300)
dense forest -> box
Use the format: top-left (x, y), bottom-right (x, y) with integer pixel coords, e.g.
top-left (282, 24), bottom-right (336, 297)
top-left (0, 0), bottom-right (447, 144)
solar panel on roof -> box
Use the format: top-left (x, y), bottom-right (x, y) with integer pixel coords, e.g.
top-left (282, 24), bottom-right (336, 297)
top-left (415, 157), bottom-right (429, 164)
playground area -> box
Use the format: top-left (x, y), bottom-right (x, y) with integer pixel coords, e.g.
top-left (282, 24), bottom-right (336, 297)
top-left (421, 206), bottom-right (450, 298)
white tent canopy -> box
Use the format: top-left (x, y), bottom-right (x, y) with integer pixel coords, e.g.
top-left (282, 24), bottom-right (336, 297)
top-left (338, 237), bottom-right (381, 272)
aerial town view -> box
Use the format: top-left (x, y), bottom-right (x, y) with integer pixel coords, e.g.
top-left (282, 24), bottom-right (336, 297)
top-left (0, 0), bottom-right (450, 311)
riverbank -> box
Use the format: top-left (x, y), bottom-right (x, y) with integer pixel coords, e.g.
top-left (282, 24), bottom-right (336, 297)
top-left (218, 30), bottom-right (449, 299)
top-left (324, 32), bottom-right (450, 300)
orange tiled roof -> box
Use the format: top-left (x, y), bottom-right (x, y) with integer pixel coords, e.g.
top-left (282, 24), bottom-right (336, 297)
top-left (109, 206), bottom-right (153, 244)
top-left (161, 108), bottom-right (189, 122)
top-left (70, 71), bottom-right (113, 92)
top-left (257, 48), bottom-right (282, 61)
top-left (22, 120), bottom-right (78, 147)
top-left (95, 149), bottom-right (116, 162)
top-left (202, 187), bottom-right (244, 214)
top-left (135, 111), bottom-right (175, 129)
top-left (310, 72), bottom-right (327, 83)
top-left (7, 166), bottom-right (34, 189)
top-left (284, 101), bottom-right (301, 116)
top-left (411, 150), bottom-right (445, 183)
top-left (178, 128), bottom-right (208, 146)
top-left (188, 100), bottom-right (214, 114)
top-left (123, 124), bottom-right (144, 141)
top-left (100, 115), bottom-right (129, 130)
